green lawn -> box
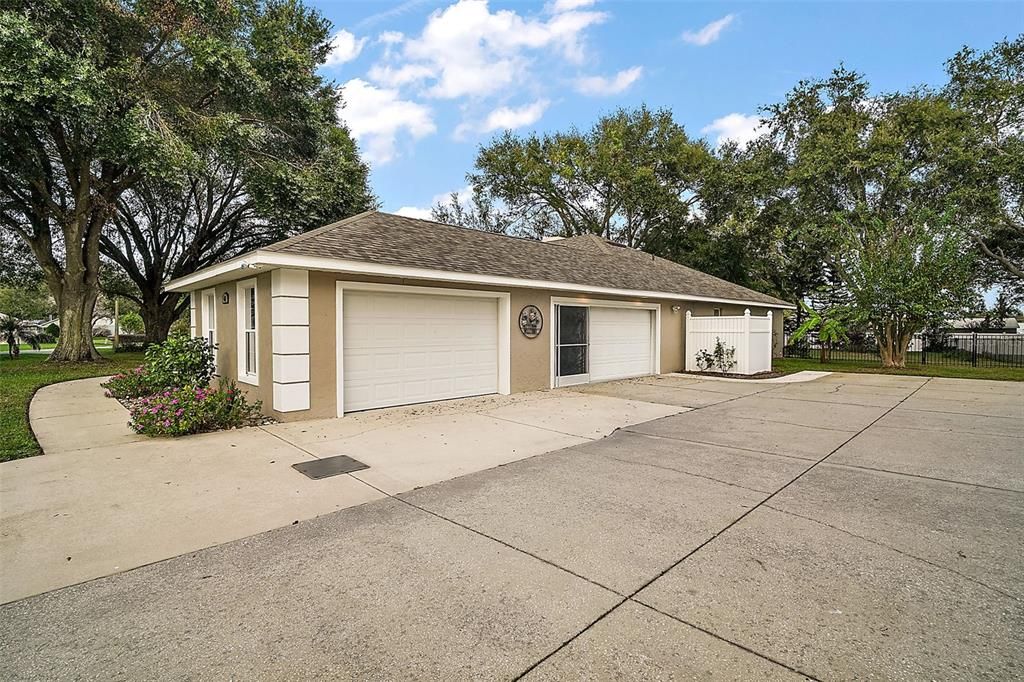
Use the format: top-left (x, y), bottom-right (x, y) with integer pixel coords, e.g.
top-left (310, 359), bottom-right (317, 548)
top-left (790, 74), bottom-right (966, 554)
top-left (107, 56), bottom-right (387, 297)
top-left (0, 350), bottom-right (145, 462)
top-left (774, 357), bottom-right (1024, 381)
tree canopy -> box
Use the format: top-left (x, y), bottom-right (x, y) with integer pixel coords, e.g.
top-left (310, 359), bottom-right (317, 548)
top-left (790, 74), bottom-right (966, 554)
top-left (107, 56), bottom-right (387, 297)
top-left (0, 0), bottom-right (366, 360)
top-left (942, 37), bottom-right (1024, 282)
top-left (103, 123), bottom-right (374, 344)
top-left (461, 106), bottom-right (714, 248)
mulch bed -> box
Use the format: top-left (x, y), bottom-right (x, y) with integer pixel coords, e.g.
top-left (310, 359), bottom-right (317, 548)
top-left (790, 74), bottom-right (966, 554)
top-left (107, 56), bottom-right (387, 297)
top-left (679, 370), bottom-right (790, 380)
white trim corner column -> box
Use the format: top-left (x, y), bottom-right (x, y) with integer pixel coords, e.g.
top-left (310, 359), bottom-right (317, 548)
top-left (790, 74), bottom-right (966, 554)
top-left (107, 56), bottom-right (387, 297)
top-left (497, 292), bottom-right (511, 395)
top-left (271, 268), bottom-right (310, 412)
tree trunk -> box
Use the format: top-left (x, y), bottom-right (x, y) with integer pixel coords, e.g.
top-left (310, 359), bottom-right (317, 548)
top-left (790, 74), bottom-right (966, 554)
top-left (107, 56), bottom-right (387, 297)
top-left (49, 282), bottom-right (101, 361)
top-left (877, 320), bottom-right (914, 368)
top-left (877, 323), bottom-right (897, 367)
top-left (140, 293), bottom-right (183, 345)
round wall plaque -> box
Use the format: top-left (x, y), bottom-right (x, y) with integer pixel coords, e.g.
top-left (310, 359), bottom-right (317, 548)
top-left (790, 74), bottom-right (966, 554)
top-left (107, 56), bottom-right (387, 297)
top-left (221, 292), bottom-right (230, 305)
top-left (519, 305), bottom-right (543, 339)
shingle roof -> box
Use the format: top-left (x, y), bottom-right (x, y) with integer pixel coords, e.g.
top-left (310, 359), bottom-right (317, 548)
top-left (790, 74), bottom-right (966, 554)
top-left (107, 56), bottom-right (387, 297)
top-left (265, 211), bottom-right (791, 307)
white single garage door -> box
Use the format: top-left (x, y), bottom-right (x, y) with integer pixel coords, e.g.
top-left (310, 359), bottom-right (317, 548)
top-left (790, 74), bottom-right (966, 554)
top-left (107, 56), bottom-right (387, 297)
top-left (588, 307), bottom-right (654, 382)
top-left (342, 290), bottom-right (499, 412)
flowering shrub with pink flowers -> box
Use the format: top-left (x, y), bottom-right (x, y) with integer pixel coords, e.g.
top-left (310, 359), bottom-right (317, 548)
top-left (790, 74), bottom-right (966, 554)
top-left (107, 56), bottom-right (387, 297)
top-left (102, 365), bottom-right (155, 399)
top-left (127, 379), bottom-right (262, 437)
top-left (103, 335), bottom-right (264, 437)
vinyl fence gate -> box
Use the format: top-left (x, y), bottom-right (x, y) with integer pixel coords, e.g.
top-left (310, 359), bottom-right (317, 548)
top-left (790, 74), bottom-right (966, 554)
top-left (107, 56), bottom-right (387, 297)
top-left (685, 309), bottom-right (774, 375)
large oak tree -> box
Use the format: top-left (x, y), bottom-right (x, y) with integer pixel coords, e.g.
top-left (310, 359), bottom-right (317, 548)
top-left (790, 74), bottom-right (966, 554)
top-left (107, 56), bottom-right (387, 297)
top-left (102, 125), bottom-right (374, 344)
top-left (0, 0), bottom-right (350, 360)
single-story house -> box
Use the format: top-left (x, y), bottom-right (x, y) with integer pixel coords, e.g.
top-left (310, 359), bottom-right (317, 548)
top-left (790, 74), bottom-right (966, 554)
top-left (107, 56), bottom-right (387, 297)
top-left (165, 212), bottom-right (794, 422)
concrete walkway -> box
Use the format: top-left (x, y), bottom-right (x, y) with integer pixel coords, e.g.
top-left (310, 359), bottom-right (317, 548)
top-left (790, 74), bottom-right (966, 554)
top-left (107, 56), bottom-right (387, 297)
top-left (1, 372), bottom-right (1021, 679)
top-left (0, 380), bottom-right (682, 603)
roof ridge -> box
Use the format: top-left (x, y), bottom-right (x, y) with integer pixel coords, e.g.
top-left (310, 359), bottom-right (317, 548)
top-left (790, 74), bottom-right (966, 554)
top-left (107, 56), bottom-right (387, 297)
top-left (264, 210), bottom-right (378, 252)
top-left (387, 213), bottom-right (551, 246)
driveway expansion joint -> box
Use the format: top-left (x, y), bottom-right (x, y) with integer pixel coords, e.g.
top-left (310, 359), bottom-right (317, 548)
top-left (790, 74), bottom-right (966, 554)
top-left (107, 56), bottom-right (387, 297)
top-left (481, 413), bottom-right (601, 442)
top-left (621, 428), bottom-right (820, 463)
top-left (594, 453), bottom-right (773, 495)
top-left (762, 503), bottom-right (1018, 600)
top-left (625, 598), bottom-right (823, 682)
top-left (820, 461), bottom-right (1024, 495)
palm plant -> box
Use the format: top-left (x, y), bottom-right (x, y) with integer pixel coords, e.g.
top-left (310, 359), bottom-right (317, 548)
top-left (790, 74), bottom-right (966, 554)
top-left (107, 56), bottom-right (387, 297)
top-left (789, 300), bottom-right (851, 363)
top-left (1, 315), bottom-right (44, 359)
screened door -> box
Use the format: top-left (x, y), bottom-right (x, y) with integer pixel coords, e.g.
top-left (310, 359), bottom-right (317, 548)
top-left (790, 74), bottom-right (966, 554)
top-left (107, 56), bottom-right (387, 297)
top-left (555, 305), bottom-right (589, 386)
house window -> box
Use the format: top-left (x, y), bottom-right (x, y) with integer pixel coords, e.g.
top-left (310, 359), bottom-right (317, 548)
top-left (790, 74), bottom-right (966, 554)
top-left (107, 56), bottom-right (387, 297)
top-left (713, 308), bottom-right (722, 317)
top-left (237, 280), bottom-right (258, 384)
top-left (203, 288), bottom-right (217, 370)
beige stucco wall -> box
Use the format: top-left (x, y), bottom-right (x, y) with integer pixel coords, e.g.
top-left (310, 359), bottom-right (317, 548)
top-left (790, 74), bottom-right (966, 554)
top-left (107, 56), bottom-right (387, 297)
top-left (199, 268), bottom-right (788, 422)
top-left (195, 274), bottom-right (279, 418)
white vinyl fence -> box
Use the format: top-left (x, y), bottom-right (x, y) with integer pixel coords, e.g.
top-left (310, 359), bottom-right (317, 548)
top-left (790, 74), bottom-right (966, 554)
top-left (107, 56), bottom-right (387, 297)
top-left (685, 309), bottom-right (773, 375)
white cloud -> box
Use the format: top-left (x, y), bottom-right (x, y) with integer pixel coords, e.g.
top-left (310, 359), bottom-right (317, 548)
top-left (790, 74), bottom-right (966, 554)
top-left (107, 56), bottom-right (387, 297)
top-left (324, 30), bottom-right (367, 67)
top-left (701, 112), bottom-right (763, 148)
top-left (394, 206), bottom-right (434, 220)
top-left (550, 0), bottom-right (596, 12)
top-left (370, 0), bottom-right (608, 99)
top-left (481, 99), bottom-right (550, 131)
top-left (339, 79), bottom-right (436, 164)
top-left (393, 186), bottom-right (473, 220)
top-left (367, 62), bottom-right (435, 87)
top-left (682, 14), bottom-right (735, 46)
top-left (378, 31), bottom-right (405, 44)
top-left (455, 99), bottom-right (550, 139)
top-left (574, 66), bottom-right (642, 96)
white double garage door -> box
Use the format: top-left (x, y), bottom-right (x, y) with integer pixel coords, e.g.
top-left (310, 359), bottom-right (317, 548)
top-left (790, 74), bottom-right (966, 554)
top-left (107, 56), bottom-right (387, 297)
top-left (339, 287), bottom-right (657, 413)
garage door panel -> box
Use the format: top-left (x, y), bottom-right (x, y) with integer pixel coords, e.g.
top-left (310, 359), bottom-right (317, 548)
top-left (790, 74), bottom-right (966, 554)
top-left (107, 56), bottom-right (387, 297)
top-left (342, 290), bottom-right (499, 412)
top-left (589, 307), bottom-right (654, 382)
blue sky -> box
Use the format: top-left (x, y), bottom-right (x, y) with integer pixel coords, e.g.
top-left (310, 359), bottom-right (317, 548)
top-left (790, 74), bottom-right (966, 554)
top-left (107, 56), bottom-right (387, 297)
top-left (310, 0), bottom-right (1022, 218)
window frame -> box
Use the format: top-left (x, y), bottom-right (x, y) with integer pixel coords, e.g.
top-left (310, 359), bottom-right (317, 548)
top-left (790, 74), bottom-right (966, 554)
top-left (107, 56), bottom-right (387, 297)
top-left (236, 278), bottom-right (259, 385)
top-left (202, 288), bottom-right (218, 372)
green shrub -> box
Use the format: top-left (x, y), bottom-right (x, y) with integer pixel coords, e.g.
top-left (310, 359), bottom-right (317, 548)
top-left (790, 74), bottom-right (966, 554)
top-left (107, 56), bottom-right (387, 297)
top-left (128, 380), bottom-right (262, 436)
top-left (119, 310), bottom-right (144, 334)
top-left (102, 365), bottom-right (153, 399)
top-left (695, 337), bottom-right (737, 372)
top-left (711, 338), bottom-right (737, 372)
top-left (114, 334), bottom-right (148, 353)
top-left (144, 334), bottom-right (216, 390)
top-left (103, 335), bottom-right (214, 397)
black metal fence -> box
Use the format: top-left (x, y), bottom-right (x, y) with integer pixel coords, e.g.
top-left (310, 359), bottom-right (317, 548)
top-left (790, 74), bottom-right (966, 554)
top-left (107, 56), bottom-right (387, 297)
top-left (783, 332), bottom-right (1024, 368)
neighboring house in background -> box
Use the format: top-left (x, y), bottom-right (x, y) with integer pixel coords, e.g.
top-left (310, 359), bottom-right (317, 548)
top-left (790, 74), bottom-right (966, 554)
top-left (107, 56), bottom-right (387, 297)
top-left (943, 317), bottom-right (1021, 334)
top-left (92, 316), bottom-right (116, 336)
top-left (21, 318), bottom-right (58, 336)
top-left (166, 212), bottom-right (793, 422)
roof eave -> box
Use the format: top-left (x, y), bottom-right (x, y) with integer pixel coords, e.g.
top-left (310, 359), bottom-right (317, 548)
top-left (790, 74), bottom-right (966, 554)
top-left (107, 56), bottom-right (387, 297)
top-left (165, 251), bottom-right (795, 309)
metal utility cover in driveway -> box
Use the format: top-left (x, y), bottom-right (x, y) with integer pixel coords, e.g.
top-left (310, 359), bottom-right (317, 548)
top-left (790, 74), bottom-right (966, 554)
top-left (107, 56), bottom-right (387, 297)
top-left (293, 455), bottom-right (369, 480)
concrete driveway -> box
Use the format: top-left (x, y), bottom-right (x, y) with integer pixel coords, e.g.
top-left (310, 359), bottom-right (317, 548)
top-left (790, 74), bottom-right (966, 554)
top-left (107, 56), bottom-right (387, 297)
top-left (1, 379), bottom-right (682, 603)
top-left (2, 373), bottom-right (1022, 679)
